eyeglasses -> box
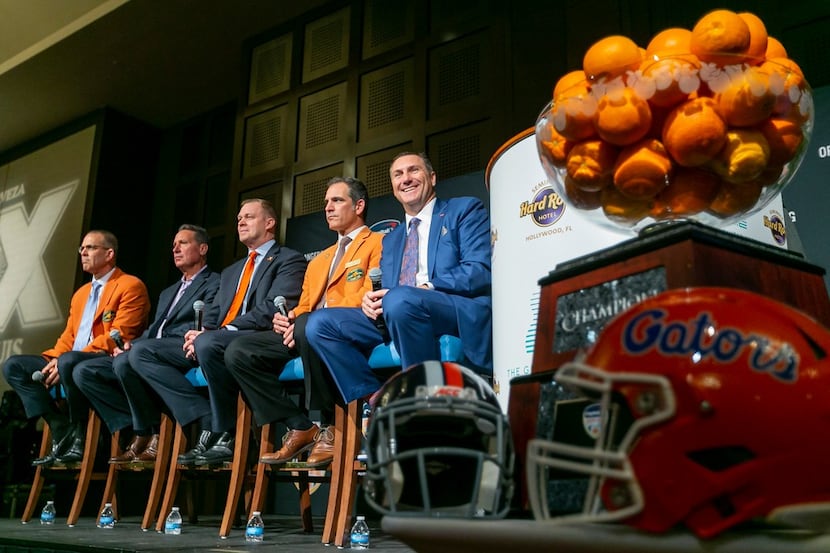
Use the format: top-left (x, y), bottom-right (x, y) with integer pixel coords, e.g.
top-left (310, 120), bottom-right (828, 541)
top-left (78, 245), bottom-right (108, 254)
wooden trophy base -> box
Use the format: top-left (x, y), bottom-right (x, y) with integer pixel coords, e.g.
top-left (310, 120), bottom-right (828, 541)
top-left (509, 221), bottom-right (830, 512)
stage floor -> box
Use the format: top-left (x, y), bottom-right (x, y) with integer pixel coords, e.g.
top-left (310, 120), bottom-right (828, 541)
top-left (0, 515), bottom-right (414, 553)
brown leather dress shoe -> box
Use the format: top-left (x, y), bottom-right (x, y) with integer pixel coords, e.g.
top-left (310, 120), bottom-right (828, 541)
top-left (260, 424), bottom-right (319, 465)
top-left (305, 425), bottom-right (335, 468)
top-left (134, 434), bottom-right (160, 464)
top-left (109, 434), bottom-right (152, 464)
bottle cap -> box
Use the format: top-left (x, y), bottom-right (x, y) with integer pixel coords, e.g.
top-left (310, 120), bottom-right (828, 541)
top-left (104, 503), bottom-right (112, 507)
top-left (46, 501), bottom-right (54, 504)
top-left (356, 515), bottom-right (365, 520)
top-left (172, 506), bottom-right (180, 511)
top-left (253, 511), bottom-right (261, 516)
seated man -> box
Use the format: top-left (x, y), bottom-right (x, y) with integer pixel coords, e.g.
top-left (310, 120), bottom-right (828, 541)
top-left (74, 224), bottom-right (220, 463)
top-left (224, 177), bottom-right (382, 467)
top-left (306, 152), bottom-right (492, 404)
top-left (130, 199), bottom-right (306, 465)
top-left (2, 230), bottom-right (150, 465)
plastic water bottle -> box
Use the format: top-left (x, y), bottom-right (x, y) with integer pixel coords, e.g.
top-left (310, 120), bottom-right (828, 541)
top-left (245, 511), bottom-right (264, 542)
top-left (350, 515), bottom-right (370, 549)
top-left (164, 506), bottom-right (182, 535)
top-left (97, 502), bottom-right (115, 528)
top-left (40, 501), bottom-right (56, 525)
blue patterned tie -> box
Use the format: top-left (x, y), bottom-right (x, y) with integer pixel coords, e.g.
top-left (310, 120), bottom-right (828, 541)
top-left (73, 281), bottom-right (101, 350)
top-left (399, 218), bottom-right (420, 286)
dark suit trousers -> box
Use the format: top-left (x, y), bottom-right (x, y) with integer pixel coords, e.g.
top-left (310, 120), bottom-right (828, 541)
top-left (2, 351), bottom-right (105, 423)
top-left (74, 351), bottom-right (163, 434)
top-left (129, 337), bottom-right (208, 428)
top-left (294, 312), bottom-right (339, 417)
top-left (224, 330), bottom-right (305, 428)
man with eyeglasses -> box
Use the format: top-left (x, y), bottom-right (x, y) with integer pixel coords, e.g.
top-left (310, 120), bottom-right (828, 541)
top-left (2, 230), bottom-right (151, 466)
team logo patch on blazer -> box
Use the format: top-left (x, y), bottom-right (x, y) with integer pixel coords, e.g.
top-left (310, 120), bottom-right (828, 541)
top-left (347, 268), bottom-right (365, 282)
top-left (102, 310), bottom-right (115, 322)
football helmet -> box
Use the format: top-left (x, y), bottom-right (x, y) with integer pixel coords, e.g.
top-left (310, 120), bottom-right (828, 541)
top-left (527, 287), bottom-right (830, 538)
top-left (364, 360), bottom-right (514, 518)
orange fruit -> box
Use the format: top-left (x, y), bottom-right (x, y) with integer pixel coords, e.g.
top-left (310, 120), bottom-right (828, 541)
top-left (613, 138), bottom-right (673, 200)
top-left (551, 72), bottom-right (598, 141)
top-left (540, 123), bottom-right (576, 169)
top-left (715, 66), bottom-right (775, 126)
top-left (594, 87), bottom-right (652, 146)
top-left (565, 139), bottom-right (618, 191)
top-left (662, 97), bottom-right (728, 167)
top-left (639, 56), bottom-right (700, 108)
top-left (708, 129), bottom-right (770, 183)
top-left (583, 35), bottom-right (643, 81)
top-left (564, 175), bottom-right (603, 210)
top-left (758, 116), bottom-right (804, 166)
top-left (601, 186), bottom-right (652, 227)
top-left (651, 167), bottom-right (722, 217)
top-left (708, 180), bottom-right (763, 217)
top-left (738, 12), bottom-right (768, 63)
top-left (690, 9), bottom-right (751, 66)
top-left (765, 36), bottom-right (788, 60)
top-left (646, 28), bottom-right (693, 58)
top-left (761, 57), bottom-right (810, 122)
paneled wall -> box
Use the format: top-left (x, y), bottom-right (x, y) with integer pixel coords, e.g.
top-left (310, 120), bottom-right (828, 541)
top-left (155, 0), bottom-right (829, 270)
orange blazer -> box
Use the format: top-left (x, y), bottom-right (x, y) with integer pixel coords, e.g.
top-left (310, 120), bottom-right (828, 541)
top-left (294, 226), bottom-right (383, 317)
top-left (42, 267), bottom-right (151, 358)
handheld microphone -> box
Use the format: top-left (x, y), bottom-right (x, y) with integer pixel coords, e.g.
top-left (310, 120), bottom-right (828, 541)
top-left (32, 370), bottom-right (46, 383)
top-left (273, 296), bottom-right (288, 317)
top-left (367, 268), bottom-right (388, 339)
top-left (109, 328), bottom-right (126, 350)
top-left (193, 300), bottom-right (205, 331)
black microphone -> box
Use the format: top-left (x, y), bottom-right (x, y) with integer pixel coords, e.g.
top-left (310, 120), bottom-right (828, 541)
top-left (367, 268), bottom-right (388, 339)
top-left (273, 296), bottom-right (288, 317)
top-left (193, 300), bottom-right (205, 331)
top-left (109, 328), bottom-right (126, 350)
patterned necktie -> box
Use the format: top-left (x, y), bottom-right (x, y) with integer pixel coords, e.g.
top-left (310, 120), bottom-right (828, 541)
top-left (73, 281), bottom-right (101, 350)
top-left (156, 278), bottom-right (193, 338)
top-left (329, 236), bottom-right (352, 281)
top-left (399, 218), bottom-right (420, 286)
top-left (221, 251), bottom-right (257, 327)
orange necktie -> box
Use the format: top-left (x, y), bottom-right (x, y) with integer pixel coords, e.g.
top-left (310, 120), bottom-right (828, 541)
top-left (221, 251), bottom-right (257, 327)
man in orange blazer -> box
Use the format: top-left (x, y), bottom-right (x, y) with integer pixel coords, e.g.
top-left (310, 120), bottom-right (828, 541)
top-left (2, 230), bottom-right (150, 465)
top-left (221, 177), bottom-right (382, 467)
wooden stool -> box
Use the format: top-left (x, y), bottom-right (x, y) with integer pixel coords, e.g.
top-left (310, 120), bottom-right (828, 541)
top-left (21, 410), bottom-right (118, 526)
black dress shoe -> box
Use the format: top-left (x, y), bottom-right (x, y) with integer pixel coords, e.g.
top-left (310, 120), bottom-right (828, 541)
top-left (195, 432), bottom-right (234, 465)
top-left (55, 432), bottom-right (85, 465)
top-left (32, 425), bottom-right (76, 466)
top-left (177, 430), bottom-right (216, 465)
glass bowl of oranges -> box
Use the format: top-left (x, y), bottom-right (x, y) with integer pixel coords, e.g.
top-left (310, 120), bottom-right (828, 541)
top-left (535, 9), bottom-right (814, 233)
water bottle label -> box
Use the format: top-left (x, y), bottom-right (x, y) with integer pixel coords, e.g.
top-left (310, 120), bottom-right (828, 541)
top-left (41, 513), bottom-right (54, 522)
top-left (351, 532), bottom-right (369, 545)
top-left (165, 522), bottom-right (181, 530)
top-left (246, 527), bottom-right (264, 537)
top-left (99, 516), bottom-right (114, 524)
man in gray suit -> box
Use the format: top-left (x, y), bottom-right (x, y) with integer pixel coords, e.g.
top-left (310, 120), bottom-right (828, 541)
top-left (131, 199), bottom-right (307, 465)
top-left (74, 224), bottom-right (220, 463)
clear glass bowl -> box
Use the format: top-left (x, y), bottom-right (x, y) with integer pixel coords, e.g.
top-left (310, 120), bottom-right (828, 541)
top-left (535, 54), bottom-right (814, 233)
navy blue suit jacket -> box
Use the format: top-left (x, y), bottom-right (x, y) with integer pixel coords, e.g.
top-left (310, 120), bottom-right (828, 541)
top-left (205, 242), bottom-right (307, 331)
top-left (379, 197), bottom-right (492, 369)
top-left (142, 267), bottom-right (221, 340)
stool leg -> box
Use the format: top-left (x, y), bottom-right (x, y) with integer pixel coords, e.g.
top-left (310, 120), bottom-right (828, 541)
top-left (156, 423), bottom-right (187, 532)
top-left (322, 403), bottom-right (349, 544)
top-left (249, 423), bottom-right (273, 516)
top-left (21, 424), bottom-right (51, 523)
top-left (219, 395), bottom-right (251, 538)
top-left (99, 430), bottom-right (121, 519)
top-left (67, 413), bottom-right (102, 527)
top-left (333, 401), bottom-right (361, 547)
top-left (142, 415), bottom-right (174, 530)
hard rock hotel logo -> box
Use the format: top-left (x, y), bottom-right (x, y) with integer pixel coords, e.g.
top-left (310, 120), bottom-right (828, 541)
top-left (762, 209), bottom-right (787, 246)
top-left (519, 185), bottom-right (566, 228)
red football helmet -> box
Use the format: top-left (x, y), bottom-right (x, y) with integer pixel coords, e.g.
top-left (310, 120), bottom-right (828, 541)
top-left (527, 287), bottom-right (830, 538)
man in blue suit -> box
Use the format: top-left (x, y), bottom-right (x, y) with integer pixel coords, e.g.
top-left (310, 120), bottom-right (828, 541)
top-left (74, 224), bottom-right (220, 464)
top-left (131, 199), bottom-right (307, 465)
top-left (306, 152), bottom-right (492, 404)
